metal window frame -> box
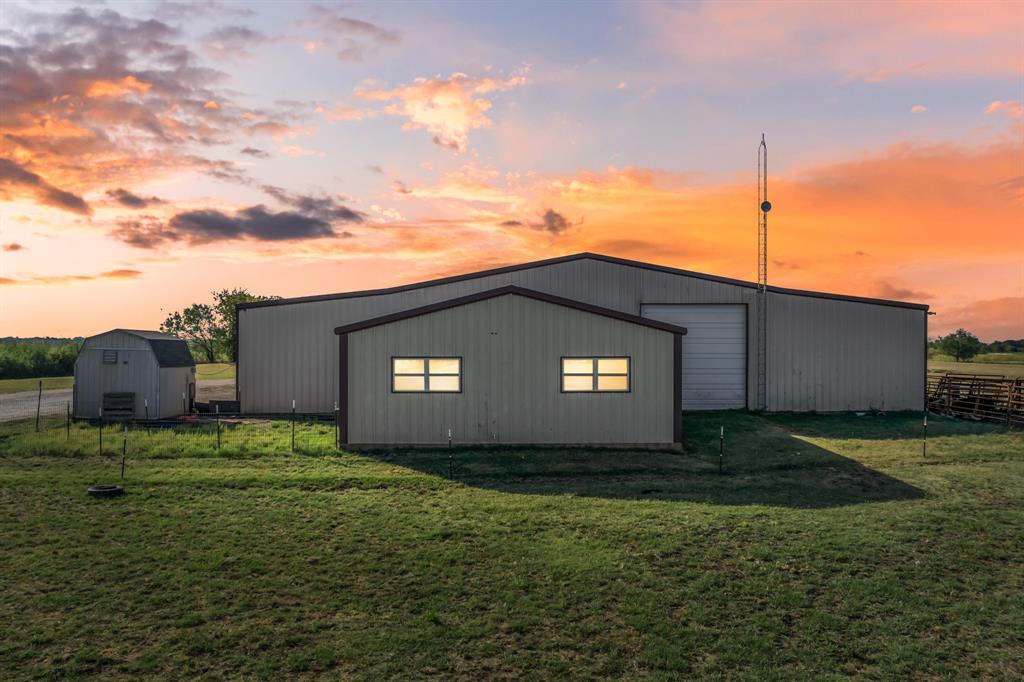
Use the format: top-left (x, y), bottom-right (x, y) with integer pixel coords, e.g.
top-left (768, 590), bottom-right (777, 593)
top-left (390, 356), bottom-right (463, 393)
top-left (560, 356), bottom-right (631, 393)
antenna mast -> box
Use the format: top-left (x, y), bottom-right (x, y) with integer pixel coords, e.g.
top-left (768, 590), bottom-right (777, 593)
top-left (757, 134), bottom-right (771, 411)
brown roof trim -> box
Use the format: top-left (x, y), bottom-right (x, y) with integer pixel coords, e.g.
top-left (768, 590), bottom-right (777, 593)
top-left (242, 252), bottom-right (930, 312)
top-left (333, 285), bottom-right (689, 335)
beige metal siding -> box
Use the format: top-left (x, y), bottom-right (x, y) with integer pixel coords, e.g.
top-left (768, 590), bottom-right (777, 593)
top-left (158, 367), bottom-right (196, 419)
top-left (240, 256), bottom-right (925, 414)
top-left (767, 293), bottom-right (925, 411)
top-left (240, 258), bottom-right (753, 413)
top-left (346, 294), bottom-right (676, 445)
top-left (73, 331), bottom-right (160, 418)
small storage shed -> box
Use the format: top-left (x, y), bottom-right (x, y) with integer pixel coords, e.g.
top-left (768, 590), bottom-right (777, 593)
top-left (73, 329), bottom-right (196, 419)
top-left (334, 286), bottom-right (687, 448)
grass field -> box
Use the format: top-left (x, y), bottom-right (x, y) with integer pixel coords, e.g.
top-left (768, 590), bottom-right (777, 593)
top-left (0, 364), bottom-right (235, 395)
top-left (0, 376), bottom-right (75, 395)
top-left (928, 360), bottom-right (1024, 377)
top-left (193, 363), bottom-right (235, 381)
top-left (928, 351), bottom-right (1024, 378)
top-left (1, 412), bottom-right (1022, 678)
top-left (929, 351), bottom-right (1024, 364)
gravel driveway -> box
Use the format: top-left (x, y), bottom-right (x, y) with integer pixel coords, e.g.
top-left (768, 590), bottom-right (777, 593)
top-left (0, 379), bottom-right (235, 422)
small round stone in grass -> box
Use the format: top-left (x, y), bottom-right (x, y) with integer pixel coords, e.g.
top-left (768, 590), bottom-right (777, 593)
top-left (87, 484), bottom-right (125, 498)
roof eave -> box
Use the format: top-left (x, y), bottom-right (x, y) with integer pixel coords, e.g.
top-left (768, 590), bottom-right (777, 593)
top-left (333, 285), bottom-right (688, 336)
top-left (240, 252), bottom-right (930, 312)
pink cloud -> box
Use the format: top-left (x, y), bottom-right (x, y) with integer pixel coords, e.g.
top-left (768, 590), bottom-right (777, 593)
top-left (356, 71), bottom-right (527, 153)
top-left (644, 1), bottom-right (1023, 81)
top-left (986, 100), bottom-right (1024, 118)
top-left (932, 297), bottom-right (1024, 341)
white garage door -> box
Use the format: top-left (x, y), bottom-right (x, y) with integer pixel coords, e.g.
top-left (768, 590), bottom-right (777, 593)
top-left (641, 304), bottom-right (747, 410)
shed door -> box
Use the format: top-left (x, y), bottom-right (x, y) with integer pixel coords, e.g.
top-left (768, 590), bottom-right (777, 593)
top-left (641, 304), bottom-right (747, 410)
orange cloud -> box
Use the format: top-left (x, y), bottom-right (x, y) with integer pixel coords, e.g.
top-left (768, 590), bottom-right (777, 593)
top-left (356, 71), bottom-right (527, 152)
top-left (364, 141), bottom-right (1021, 339)
top-left (86, 75), bottom-right (152, 98)
top-left (0, 6), bottom-right (297, 203)
top-left (0, 269), bottom-right (142, 286)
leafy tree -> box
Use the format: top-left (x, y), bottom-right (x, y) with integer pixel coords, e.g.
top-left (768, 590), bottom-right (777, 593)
top-left (211, 289), bottom-right (280, 362)
top-left (161, 289), bottom-right (279, 363)
top-left (161, 304), bottom-right (217, 363)
top-left (935, 328), bottom-right (983, 363)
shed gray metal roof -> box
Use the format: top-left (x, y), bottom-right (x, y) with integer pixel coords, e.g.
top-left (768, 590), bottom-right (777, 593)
top-left (240, 252), bottom-right (930, 312)
top-left (333, 286), bottom-right (688, 335)
top-left (90, 329), bottom-right (195, 368)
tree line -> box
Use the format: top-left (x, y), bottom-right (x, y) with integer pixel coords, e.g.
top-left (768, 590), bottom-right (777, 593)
top-left (929, 329), bottom-right (1024, 362)
top-left (160, 288), bottom-right (280, 363)
top-left (0, 338), bottom-right (82, 379)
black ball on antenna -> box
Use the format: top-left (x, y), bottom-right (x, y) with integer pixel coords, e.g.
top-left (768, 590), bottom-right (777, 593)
top-left (760, 200), bottom-right (772, 213)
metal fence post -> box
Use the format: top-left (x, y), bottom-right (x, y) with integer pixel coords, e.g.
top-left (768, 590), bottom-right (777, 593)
top-left (922, 412), bottom-right (928, 458)
top-left (99, 413), bottom-right (103, 457)
top-left (216, 404), bottom-right (221, 450)
top-left (35, 379), bottom-right (42, 432)
top-left (334, 402), bottom-right (339, 449)
top-left (291, 399), bottom-right (296, 452)
top-left (719, 426), bottom-right (724, 474)
top-left (121, 424), bottom-right (127, 479)
top-left (144, 398), bottom-right (149, 421)
top-left (66, 402), bottom-right (71, 441)
top-left (182, 392), bottom-right (186, 416)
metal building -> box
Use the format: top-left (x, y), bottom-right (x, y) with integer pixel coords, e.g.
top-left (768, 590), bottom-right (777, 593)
top-left (237, 253), bottom-right (928, 429)
top-left (73, 329), bottom-right (196, 419)
top-left (335, 286), bottom-right (684, 448)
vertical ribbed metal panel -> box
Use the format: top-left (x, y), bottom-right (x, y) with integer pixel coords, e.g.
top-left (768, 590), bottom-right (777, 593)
top-left (767, 293), bottom-right (925, 411)
top-left (240, 258), bottom-right (752, 413)
top-left (240, 257), bottom-right (924, 414)
top-left (346, 295), bottom-right (675, 445)
top-left (157, 367), bottom-right (195, 418)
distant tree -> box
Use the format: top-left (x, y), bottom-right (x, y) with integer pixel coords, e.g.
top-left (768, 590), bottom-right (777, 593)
top-left (984, 339), bottom-right (1024, 354)
top-left (161, 304), bottom-right (217, 363)
top-left (0, 339), bottom-right (82, 379)
top-left (161, 289), bottom-right (279, 363)
top-left (211, 289), bottom-right (280, 362)
top-left (935, 328), bottom-right (983, 363)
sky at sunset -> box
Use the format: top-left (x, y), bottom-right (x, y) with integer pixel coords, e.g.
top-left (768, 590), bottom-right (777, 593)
top-left (1, 0), bottom-right (1022, 340)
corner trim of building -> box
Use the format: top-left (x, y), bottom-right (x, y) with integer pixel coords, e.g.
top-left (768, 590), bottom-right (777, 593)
top-left (338, 333), bottom-right (349, 447)
top-left (673, 332), bottom-right (683, 445)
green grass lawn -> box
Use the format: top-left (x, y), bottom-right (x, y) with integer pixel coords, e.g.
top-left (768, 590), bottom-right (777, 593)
top-left (1, 412), bottom-right (1021, 678)
top-left (928, 351), bottom-right (1024, 378)
top-left (928, 359), bottom-right (1024, 377)
top-left (0, 364), bottom-right (235, 395)
top-left (0, 376), bottom-right (74, 394)
top-left (193, 362), bottom-right (235, 381)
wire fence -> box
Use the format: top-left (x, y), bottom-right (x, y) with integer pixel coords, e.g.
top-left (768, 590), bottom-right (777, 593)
top-left (0, 400), bottom-right (339, 456)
